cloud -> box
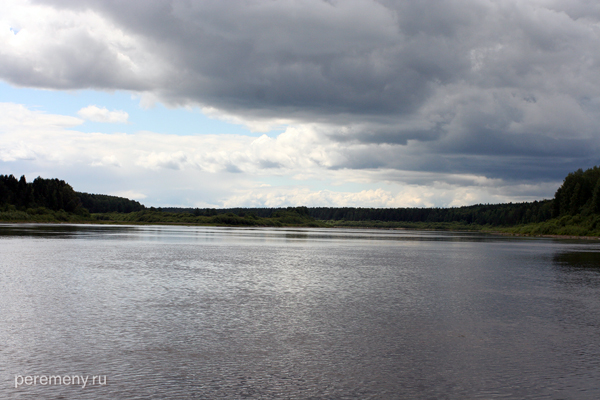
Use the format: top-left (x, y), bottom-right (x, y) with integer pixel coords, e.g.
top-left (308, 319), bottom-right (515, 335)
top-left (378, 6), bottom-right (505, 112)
top-left (0, 102), bottom-right (559, 207)
top-left (112, 190), bottom-right (146, 200)
top-left (2, 1), bottom-right (600, 201)
top-left (219, 182), bottom-right (552, 209)
top-left (0, 102), bottom-right (83, 162)
top-left (0, 102), bottom-right (83, 130)
top-left (78, 105), bottom-right (129, 123)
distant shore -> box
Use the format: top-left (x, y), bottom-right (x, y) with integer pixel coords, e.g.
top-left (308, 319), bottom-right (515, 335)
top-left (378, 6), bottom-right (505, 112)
top-left (3, 219), bottom-right (600, 240)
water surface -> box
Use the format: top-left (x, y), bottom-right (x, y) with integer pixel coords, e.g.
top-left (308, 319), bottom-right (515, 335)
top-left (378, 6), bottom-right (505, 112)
top-left (1, 224), bottom-right (599, 399)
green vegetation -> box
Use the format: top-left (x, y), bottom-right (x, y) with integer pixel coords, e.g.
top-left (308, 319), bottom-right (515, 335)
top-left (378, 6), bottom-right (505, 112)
top-left (0, 174), bottom-right (84, 214)
top-left (308, 201), bottom-right (553, 226)
top-left (498, 166), bottom-right (600, 237)
top-left (322, 220), bottom-right (485, 231)
top-left (0, 174), bottom-right (90, 222)
top-left (0, 206), bottom-right (90, 223)
top-left (498, 214), bottom-right (600, 237)
top-left (0, 174), bottom-right (148, 223)
top-left (93, 207), bottom-right (323, 227)
top-left (78, 192), bottom-right (144, 213)
top-left (3, 166), bottom-right (600, 235)
top-left (160, 201), bottom-right (552, 227)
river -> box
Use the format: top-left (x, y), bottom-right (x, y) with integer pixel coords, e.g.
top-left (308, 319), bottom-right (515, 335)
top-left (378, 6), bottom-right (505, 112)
top-left (1, 224), bottom-right (599, 399)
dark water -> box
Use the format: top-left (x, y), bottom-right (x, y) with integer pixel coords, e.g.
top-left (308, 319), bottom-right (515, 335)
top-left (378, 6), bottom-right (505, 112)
top-left (1, 224), bottom-right (600, 399)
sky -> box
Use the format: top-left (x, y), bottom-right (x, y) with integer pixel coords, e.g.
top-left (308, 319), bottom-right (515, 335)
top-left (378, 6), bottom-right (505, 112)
top-left (1, 0), bottom-right (599, 208)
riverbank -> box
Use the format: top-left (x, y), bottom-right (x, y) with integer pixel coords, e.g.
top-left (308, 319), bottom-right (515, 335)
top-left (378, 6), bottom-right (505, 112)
top-left (4, 217), bottom-right (600, 240)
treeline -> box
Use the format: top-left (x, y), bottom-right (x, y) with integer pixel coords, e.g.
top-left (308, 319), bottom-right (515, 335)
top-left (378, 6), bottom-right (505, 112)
top-left (308, 202), bottom-right (553, 225)
top-left (505, 165), bottom-right (600, 236)
top-left (159, 207), bottom-right (279, 218)
top-left (553, 166), bottom-right (600, 217)
top-left (0, 175), bottom-right (144, 215)
top-left (0, 174), bottom-right (83, 213)
top-left (161, 201), bottom-right (553, 227)
top-left (77, 192), bottom-right (144, 213)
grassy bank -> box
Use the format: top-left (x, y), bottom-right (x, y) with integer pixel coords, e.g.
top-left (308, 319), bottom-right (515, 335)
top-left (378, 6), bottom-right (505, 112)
top-left (0, 208), bottom-right (324, 227)
top-left (495, 214), bottom-right (600, 237)
top-left (320, 217), bottom-right (600, 238)
top-left (0, 206), bottom-right (91, 223)
top-left (321, 219), bottom-right (485, 231)
top-left (93, 208), bottom-right (325, 227)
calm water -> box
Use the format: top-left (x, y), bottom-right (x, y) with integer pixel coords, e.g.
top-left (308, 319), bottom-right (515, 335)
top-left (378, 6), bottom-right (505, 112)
top-left (1, 224), bottom-right (600, 399)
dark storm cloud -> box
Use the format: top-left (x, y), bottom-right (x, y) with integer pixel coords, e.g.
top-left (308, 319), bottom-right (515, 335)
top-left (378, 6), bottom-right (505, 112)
top-left (10, 0), bottom-right (600, 185)
top-left (28, 0), bottom-right (468, 113)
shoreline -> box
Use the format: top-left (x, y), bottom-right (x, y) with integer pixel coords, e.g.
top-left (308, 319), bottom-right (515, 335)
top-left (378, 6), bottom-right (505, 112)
top-left (488, 231), bottom-right (600, 240)
top-left (2, 220), bottom-right (600, 240)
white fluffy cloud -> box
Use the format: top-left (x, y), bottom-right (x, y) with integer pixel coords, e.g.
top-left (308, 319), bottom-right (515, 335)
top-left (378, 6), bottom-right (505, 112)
top-left (0, 0), bottom-right (165, 90)
top-left (78, 105), bottom-right (129, 123)
top-left (0, 102), bottom-right (558, 207)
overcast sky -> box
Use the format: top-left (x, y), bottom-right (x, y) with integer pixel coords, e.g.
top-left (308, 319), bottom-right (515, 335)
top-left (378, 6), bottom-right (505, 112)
top-left (1, 0), bottom-right (599, 208)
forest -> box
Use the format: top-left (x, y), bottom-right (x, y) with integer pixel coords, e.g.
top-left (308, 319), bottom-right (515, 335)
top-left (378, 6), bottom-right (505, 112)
top-left (163, 200), bottom-right (553, 226)
top-left (2, 166), bottom-right (600, 235)
top-left (0, 175), bottom-right (144, 222)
